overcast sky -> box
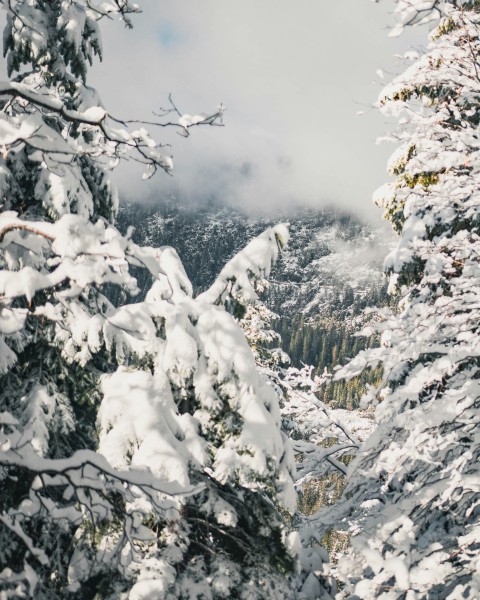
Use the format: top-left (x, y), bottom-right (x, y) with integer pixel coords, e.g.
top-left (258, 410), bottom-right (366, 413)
top-left (90, 1), bottom-right (426, 219)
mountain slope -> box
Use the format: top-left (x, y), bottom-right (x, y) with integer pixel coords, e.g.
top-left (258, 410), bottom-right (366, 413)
top-left (117, 198), bottom-right (392, 406)
top-left (119, 199), bottom-right (390, 312)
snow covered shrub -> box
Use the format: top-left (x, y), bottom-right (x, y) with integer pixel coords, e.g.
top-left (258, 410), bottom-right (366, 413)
top-left (335, 1), bottom-right (480, 598)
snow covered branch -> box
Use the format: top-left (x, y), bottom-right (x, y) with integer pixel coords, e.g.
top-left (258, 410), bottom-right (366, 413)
top-left (198, 223), bottom-right (289, 309)
top-left (385, 0), bottom-right (446, 36)
top-left (0, 81), bottom-right (224, 177)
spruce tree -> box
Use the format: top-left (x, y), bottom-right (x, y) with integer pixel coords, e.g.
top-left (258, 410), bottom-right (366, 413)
top-left (0, 2), bottom-right (298, 598)
top-left (336, 1), bottom-right (480, 597)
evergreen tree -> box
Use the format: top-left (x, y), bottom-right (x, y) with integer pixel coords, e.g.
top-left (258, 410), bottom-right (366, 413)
top-left (0, 3), bottom-right (297, 598)
top-left (336, 2), bottom-right (480, 597)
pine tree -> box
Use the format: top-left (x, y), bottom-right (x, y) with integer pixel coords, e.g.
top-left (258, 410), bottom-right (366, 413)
top-left (336, 1), bottom-right (480, 597)
top-left (0, 3), bottom-right (297, 598)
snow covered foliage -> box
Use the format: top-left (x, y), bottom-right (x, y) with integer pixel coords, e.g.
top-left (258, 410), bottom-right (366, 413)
top-left (279, 365), bottom-right (374, 599)
top-left (198, 223), bottom-right (289, 315)
top-left (0, 2), bottom-right (296, 598)
top-left (336, 1), bottom-right (480, 597)
top-left (282, 366), bottom-right (372, 485)
top-left (0, 216), bottom-right (298, 597)
top-left (235, 297), bottom-right (376, 598)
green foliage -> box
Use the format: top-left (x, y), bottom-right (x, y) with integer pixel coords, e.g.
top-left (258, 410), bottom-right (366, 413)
top-left (390, 144), bottom-right (416, 176)
top-left (431, 16), bottom-right (457, 39)
top-left (275, 282), bottom-right (387, 408)
top-left (400, 171), bottom-right (440, 189)
top-left (298, 472), bottom-right (346, 516)
top-left (379, 194), bottom-right (406, 234)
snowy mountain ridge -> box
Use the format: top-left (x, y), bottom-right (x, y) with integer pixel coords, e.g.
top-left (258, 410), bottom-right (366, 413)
top-left (118, 199), bottom-right (393, 322)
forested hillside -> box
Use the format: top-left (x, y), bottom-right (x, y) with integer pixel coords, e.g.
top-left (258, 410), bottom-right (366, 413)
top-left (118, 198), bottom-right (390, 407)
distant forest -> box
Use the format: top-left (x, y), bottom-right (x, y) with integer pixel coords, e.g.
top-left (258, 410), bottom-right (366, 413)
top-left (275, 281), bottom-right (387, 408)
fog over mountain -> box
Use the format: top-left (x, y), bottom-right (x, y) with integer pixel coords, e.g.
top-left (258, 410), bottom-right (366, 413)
top-left (90, 0), bottom-right (426, 219)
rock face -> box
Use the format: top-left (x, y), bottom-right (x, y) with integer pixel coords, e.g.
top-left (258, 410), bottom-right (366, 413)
top-left (118, 198), bottom-right (391, 319)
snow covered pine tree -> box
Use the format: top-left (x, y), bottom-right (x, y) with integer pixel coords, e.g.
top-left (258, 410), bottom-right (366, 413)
top-left (335, 1), bottom-right (480, 598)
top-left (0, 2), bottom-right (302, 598)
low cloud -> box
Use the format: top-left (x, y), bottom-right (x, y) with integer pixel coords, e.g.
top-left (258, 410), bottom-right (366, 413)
top-left (91, 0), bottom-right (426, 219)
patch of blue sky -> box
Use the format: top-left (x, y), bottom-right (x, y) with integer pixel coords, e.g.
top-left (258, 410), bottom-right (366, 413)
top-left (157, 22), bottom-right (185, 48)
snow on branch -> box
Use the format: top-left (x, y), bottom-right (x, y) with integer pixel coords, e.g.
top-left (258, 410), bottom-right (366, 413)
top-left (281, 366), bottom-right (374, 482)
top-left (198, 223), bottom-right (289, 308)
top-left (332, 3), bottom-right (480, 597)
top-left (0, 211), bottom-right (194, 307)
top-left (0, 417), bottom-right (200, 597)
top-left (0, 82), bottom-right (223, 177)
top-left (384, 0), bottom-right (445, 37)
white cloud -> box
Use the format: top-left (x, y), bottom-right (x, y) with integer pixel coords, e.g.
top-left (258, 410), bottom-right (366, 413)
top-left (90, 0), bottom-right (427, 218)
